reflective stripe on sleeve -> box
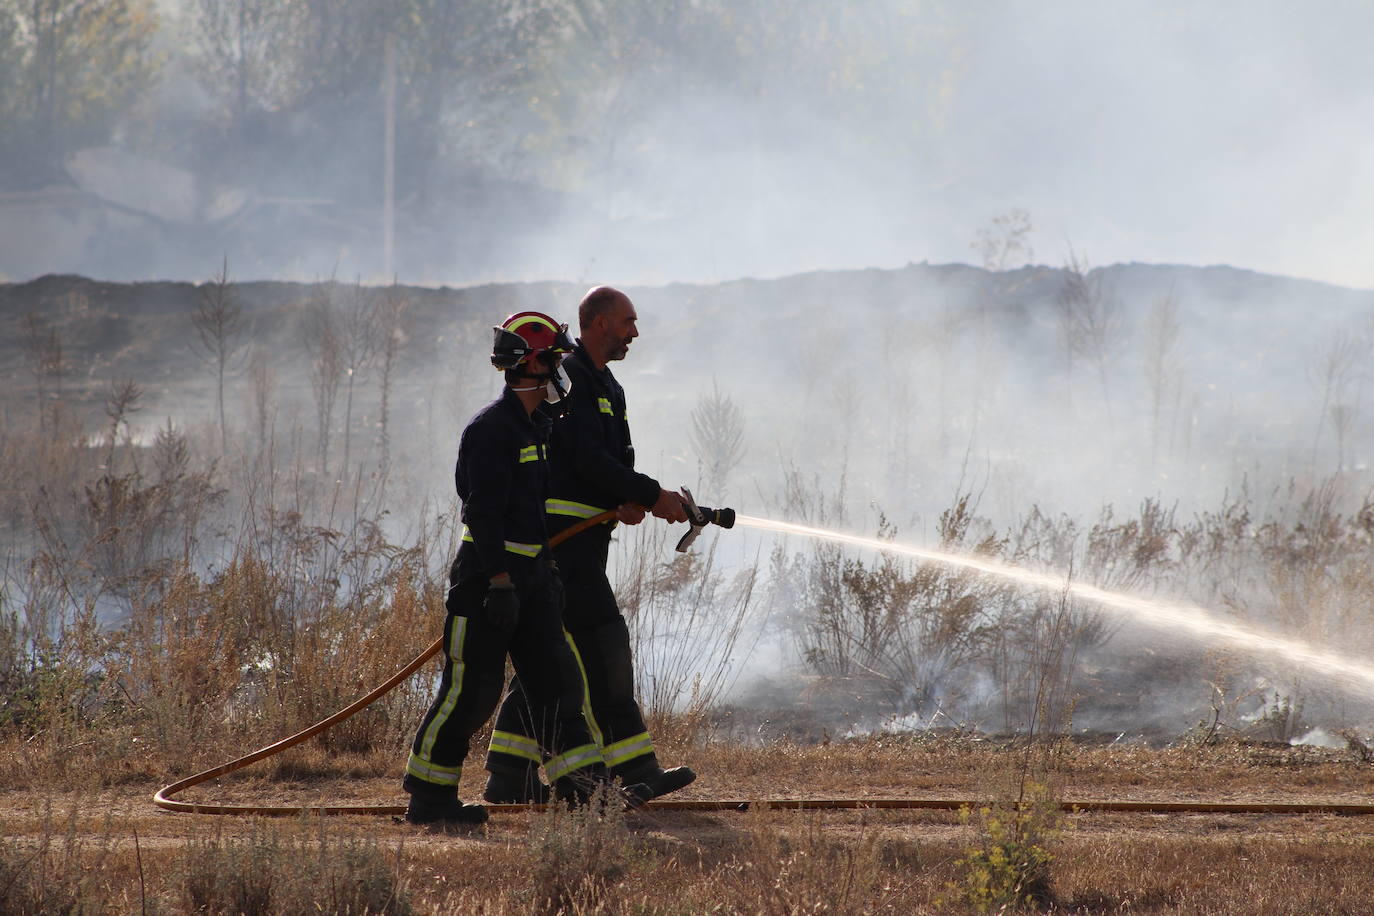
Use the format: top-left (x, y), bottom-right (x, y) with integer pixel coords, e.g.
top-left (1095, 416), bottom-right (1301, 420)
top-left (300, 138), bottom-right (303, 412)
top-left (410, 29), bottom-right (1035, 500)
top-left (460, 527), bottom-right (543, 557)
top-left (545, 498), bottom-right (610, 519)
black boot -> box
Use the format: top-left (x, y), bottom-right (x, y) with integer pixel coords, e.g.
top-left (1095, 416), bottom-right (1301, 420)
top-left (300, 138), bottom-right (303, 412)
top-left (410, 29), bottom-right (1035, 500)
top-left (620, 764), bottom-right (697, 800)
top-left (553, 768), bottom-right (626, 810)
top-left (404, 784), bottom-right (489, 827)
top-left (483, 768), bottom-right (552, 804)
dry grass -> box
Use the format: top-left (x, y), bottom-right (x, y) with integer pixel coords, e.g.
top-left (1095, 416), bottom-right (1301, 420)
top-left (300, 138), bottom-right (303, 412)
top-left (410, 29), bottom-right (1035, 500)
top-left (2, 737), bottom-right (1374, 914)
top-left (5, 280), bottom-right (1374, 912)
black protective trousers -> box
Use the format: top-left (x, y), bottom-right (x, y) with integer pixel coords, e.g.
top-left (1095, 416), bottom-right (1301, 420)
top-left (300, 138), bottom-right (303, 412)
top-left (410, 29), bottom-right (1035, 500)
top-left (404, 553), bottom-right (602, 797)
top-left (486, 525), bottom-right (662, 782)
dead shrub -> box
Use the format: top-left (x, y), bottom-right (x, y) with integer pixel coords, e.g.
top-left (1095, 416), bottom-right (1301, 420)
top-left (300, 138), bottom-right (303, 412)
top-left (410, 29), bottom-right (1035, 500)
top-left (0, 799), bottom-right (121, 914)
top-left (524, 787), bottom-right (630, 915)
top-left (721, 808), bottom-right (900, 915)
top-left (179, 820), bottom-right (412, 916)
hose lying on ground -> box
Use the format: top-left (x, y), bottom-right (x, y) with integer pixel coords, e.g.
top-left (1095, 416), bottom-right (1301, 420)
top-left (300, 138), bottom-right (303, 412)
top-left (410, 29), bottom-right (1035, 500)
top-left (155, 510), bottom-right (619, 817)
top-left (155, 507), bottom-right (1374, 818)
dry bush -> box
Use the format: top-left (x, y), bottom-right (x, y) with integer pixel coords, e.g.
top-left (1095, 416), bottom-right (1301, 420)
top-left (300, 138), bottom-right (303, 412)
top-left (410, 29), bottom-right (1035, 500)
top-left (0, 301), bottom-right (460, 788)
top-left (0, 799), bottom-right (123, 914)
top-left (776, 494), bottom-right (1095, 734)
top-left (616, 522), bottom-right (759, 740)
top-left (7, 276), bottom-right (1374, 814)
top-left (523, 788), bottom-right (630, 915)
top-left (179, 820), bottom-right (412, 915)
top-left (946, 782), bottom-right (1061, 913)
top-left (771, 480), bottom-right (1374, 741)
top-left (720, 809), bottom-right (903, 915)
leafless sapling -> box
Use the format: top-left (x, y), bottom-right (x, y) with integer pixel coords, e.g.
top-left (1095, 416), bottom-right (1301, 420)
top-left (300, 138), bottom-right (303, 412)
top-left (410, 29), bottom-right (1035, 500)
top-left (337, 280), bottom-right (380, 477)
top-left (246, 346), bottom-right (275, 454)
top-left (972, 208), bottom-right (1034, 273)
top-left (1309, 328), bottom-right (1367, 474)
top-left (303, 284), bottom-right (344, 475)
top-left (1055, 248), bottom-right (1120, 427)
top-left (1142, 289), bottom-right (1182, 468)
top-left (688, 378), bottom-right (747, 500)
top-left (373, 283), bottom-right (409, 475)
top-left (102, 377), bottom-right (143, 471)
top-left (192, 257), bottom-right (245, 452)
top-left (19, 311), bottom-right (65, 432)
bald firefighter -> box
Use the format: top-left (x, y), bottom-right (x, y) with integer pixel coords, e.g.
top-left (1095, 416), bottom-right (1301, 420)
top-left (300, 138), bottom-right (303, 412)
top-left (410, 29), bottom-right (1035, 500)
top-left (402, 311), bottom-right (609, 826)
top-left (483, 286), bottom-right (696, 804)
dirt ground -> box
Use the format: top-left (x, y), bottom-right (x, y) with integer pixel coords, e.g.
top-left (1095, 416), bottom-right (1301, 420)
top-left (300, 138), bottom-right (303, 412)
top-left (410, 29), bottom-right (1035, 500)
top-left (4, 736), bottom-right (1374, 913)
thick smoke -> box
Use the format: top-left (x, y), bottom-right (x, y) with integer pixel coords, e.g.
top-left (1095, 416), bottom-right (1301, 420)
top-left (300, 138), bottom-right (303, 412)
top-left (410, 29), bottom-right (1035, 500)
top-left (3, 2), bottom-right (1374, 290)
top-left (3, 1), bottom-right (1373, 743)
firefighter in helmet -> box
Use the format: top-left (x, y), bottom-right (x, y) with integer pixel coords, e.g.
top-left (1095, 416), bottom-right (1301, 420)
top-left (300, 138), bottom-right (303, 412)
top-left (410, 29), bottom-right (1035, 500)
top-left (483, 286), bottom-right (696, 805)
top-left (402, 310), bottom-right (608, 826)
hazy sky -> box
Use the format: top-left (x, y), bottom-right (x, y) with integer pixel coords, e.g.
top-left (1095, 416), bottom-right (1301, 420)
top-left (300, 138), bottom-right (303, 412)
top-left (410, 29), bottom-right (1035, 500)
top-left (466, 0), bottom-right (1374, 290)
top-left (8, 1), bottom-right (1374, 291)
top-left (916, 1), bottom-right (1374, 289)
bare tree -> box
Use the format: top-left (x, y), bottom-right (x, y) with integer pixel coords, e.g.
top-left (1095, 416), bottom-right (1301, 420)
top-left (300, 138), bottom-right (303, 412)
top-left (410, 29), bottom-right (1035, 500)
top-left (972, 208), bottom-right (1034, 272)
top-left (19, 311), bottom-right (64, 431)
top-left (190, 0), bottom-right (295, 132)
top-left (246, 346), bottom-right (275, 454)
top-left (337, 280), bottom-right (380, 477)
top-left (688, 379), bottom-right (747, 499)
top-left (1143, 289), bottom-right (1182, 468)
top-left (192, 257), bottom-right (245, 452)
top-left (1055, 248), bottom-right (1121, 426)
top-left (303, 285), bottom-right (344, 475)
top-left (373, 283), bottom-right (409, 475)
top-left (1310, 329), bottom-right (1369, 473)
top-left (102, 377), bottom-right (143, 470)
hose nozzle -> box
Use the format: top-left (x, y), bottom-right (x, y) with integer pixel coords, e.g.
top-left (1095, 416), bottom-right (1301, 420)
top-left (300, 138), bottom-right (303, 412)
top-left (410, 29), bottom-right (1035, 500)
top-left (675, 488), bottom-right (736, 552)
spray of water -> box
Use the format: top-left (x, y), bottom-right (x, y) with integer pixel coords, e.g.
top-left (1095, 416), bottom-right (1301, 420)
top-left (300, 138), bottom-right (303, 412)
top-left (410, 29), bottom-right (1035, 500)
top-left (737, 515), bottom-right (1374, 696)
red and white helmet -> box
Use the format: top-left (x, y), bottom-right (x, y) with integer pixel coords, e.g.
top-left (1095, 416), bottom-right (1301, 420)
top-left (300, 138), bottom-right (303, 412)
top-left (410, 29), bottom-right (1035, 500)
top-left (490, 311), bottom-right (574, 372)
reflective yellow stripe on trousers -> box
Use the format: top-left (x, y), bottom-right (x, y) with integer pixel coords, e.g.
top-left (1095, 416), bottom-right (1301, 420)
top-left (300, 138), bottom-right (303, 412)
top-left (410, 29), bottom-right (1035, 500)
top-left (405, 614), bottom-right (469, 786)
top-left (602, 732), bottom-right (655, 769)
top-left (490, 730), bottom-right (542, 765)
top-left (545, 743), bottom-right (604, 782)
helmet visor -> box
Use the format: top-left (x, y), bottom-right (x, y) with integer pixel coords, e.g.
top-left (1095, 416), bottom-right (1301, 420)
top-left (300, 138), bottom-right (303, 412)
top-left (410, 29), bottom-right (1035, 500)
top-left (491, 326), bottom-right (531, 370)
top-left (491, 321), bottom-right (574, 370)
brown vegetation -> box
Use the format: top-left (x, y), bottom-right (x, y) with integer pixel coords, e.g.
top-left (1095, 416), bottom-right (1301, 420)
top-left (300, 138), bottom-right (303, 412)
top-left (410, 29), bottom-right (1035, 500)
top-left (2, 737), bottom-right (1374, 913)
top-left (3, 274), bottom-right (1374, 912)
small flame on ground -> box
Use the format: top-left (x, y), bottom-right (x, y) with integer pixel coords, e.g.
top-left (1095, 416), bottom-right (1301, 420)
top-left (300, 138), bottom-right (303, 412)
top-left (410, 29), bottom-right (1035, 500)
top-left (736, 515), bottom-right (1374, 696)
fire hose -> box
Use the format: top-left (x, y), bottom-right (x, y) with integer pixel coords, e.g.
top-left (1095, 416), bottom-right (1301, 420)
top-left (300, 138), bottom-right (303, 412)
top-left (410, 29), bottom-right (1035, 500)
top-left (154, 498), bottom-right (736, 817)
top-left (154, 501), bottom-right (1374, 818)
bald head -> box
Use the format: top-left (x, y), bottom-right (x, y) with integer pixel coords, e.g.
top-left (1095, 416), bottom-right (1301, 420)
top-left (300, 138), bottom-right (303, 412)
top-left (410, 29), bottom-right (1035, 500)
top-left (578, 285), bottom-right (632, 332)
top-left (577, 285), bottom-right (638, 368)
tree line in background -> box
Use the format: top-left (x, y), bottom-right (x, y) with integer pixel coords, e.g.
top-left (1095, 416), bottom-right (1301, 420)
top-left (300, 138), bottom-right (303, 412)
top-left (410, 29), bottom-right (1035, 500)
top-left (0, 0), bottom-right (963, 201)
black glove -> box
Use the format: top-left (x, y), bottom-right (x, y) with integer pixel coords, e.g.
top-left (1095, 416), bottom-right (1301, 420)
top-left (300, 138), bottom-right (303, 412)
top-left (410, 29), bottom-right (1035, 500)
top-left (546, 561), bottom-right (566, 615)
top-left (483, 580), bottom-right (520, 635)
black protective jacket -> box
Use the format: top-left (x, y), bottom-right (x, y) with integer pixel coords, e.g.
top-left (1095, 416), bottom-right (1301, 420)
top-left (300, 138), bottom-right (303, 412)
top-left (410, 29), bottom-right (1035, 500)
top-left (452, 386), bottom-right (552, 582)
top-left (545, 343), bottom-right (660, 533)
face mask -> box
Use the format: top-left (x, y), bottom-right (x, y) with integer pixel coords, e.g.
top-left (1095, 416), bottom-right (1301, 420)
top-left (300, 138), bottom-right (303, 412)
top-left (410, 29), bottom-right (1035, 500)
top-left (543, 363), bottom-right (571, 404)
top-left (511, 360), bottom-right (571, 404)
